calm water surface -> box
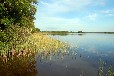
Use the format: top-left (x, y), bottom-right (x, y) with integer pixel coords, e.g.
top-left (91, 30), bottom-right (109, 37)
top-left (36, 33), bottom-right (114, 76)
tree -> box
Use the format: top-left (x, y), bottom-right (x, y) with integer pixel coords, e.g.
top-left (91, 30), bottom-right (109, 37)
top-left (0, 0), bottom-right (38, 51)
top-left (0, 0), bottom-right (38, 30)
top-left (35, 28), bottom-right (40, 32)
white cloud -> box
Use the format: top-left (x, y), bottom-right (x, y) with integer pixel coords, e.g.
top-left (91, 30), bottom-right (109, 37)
top-left (35, 13), bottom-right (85, 31)
top-left (39, 0), bottom-right (106, 15)
top-left (100, 9), bottom-right (114, 16)
top-left (85, 13), bottom-right (97, 21)
top-left (35, 0), bottom-right (111, 31)
top-left (100, 9), bottom-right (114, 14)
top-left (40, 1), bottom-right (49, 5)
top-left (108, 14), bottom-right (114, 16)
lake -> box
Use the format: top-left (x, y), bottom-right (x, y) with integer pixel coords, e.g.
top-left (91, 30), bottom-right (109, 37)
top-left (36, 33), bottom-right (114, 76)
top-left (0, 33), bottom-right (114, 76)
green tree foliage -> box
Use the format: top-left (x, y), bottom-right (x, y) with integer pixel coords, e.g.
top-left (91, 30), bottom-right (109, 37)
top-left (35, 28), bottom-right (40, 32)
top-left (31, 27), bottom-right (40, 33)
top-left (0, 0), bottom-right (38, 52)
top-left (0, 0), bottom-right (38, 29)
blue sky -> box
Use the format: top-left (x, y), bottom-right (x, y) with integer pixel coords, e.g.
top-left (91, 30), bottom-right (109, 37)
top-left (34, 0), bottom-right (114, 32)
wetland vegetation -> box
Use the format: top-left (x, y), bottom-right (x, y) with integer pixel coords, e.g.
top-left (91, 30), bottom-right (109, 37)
top-left (0, 0), bottom-right (114, 76)
top-left (0, 0), bottom-right (68, 75)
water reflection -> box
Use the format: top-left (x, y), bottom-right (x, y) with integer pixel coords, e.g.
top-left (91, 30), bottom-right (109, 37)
top-left (0, 34), bottom-right (114, 76)
top-left (78, 33), bottom-right (86, 36)
top-left (36, 33), bottom-right (114, 76)
top-left (0, 54), bottom-right (37, 76)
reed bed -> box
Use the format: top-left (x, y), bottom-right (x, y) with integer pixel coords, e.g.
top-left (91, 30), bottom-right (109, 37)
top-left (0, 33), bottom-right (69, 62)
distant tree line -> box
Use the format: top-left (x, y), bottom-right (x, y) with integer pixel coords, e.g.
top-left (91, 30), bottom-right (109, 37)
top-left (42, 31), bottom-right (69, 33)
top-left (42, 31), bottom-right (69, 35)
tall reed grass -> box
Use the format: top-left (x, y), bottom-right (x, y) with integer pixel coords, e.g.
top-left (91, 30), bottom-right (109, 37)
top-left (0, 33), bottom-right (69, 62)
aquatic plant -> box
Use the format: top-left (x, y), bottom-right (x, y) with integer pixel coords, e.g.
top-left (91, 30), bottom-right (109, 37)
top-left (0, 32), bottom-right (69, 63)
top-left (27, 33), bottom-right (69, 55)
top-left (99, 59), bottom-right (104, 76)
top-left (98, 59), bottom-right (114, 76)
top-left (106, 65), bottom-right (114, 76)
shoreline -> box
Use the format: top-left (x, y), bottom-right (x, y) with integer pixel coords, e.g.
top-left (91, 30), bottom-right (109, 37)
top-left (41, 31), bottom-right (114, 34)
